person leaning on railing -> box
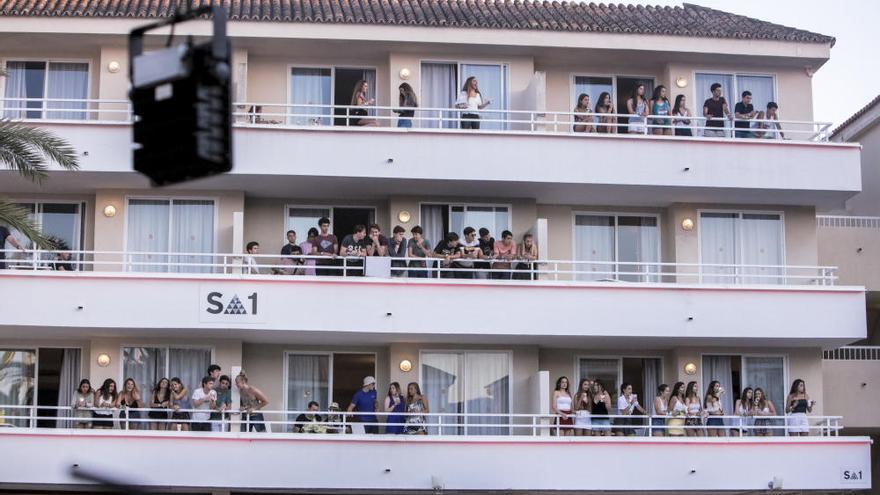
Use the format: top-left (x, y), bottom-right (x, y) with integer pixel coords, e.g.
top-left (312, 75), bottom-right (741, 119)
top-left (734, 91), bottom-right (757, 138)
top-left (213, 374), bottom-right (232, 432)
top-left (0, 225), bottom-right (25, 270)
top-left (117, 378), bottom-right (143, 430)
top-left (394, 83), bottom-right (418, 128)
top-left (513, 233), bottom-right (538, 280)
top-left (406, 225), bottom-right (432, 278)
top-left (626, 83), bottom-right (650, 135)
top-left (434, 232), bottom-right (463, 279)
top-left (595, 92), bottom-right (616, 134)
top-left (279, 230), bottom-right (304, 275)
top-left (236, 371), bottom-right (270, 432)
top-left (93, 378), bottom-right (118, 429)
top-left (572, 93), bottom-right (595, 133)
top-left (491, 230), bottom-right (517, 280)
top-left (170, 377), bottom-right (191, 432)
top-left (672, 95), bottom-right (693, 137)
top-left (753, 102), bottom-right (786, 140)
top-left (388, 225), bottom-right (408, 277)
top-left (149, 377), bottom-right (172, 430)
top-left (72, 379), bottom-right (94, 429)
top-left (702, 82), bottom-right (731, 137)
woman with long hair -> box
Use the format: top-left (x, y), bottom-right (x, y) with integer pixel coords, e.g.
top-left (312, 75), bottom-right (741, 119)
top-left (684, 381), bottom-right (703, 437)
top-left (652, 384), bottom-right (670, 436)
top-left (590, 379), bottom-right (612, 436)
top-left (732, 387), bottom-right (754, 436)
top-left (595, 91), bottom-right (615, 134)
top-left (667, 381), bottom-right (687, 437)
top-left (703, 380), bottom-right (726, 437)
top-left (384, 382), bottom-right (406, 434)
top-left (785, 379), bottom-right (813, 436)
top-left (170, 377), bottom-right (191, 432)
top-left (650, 85), bottom-right (672, 135)
top-left (93, 378), bottom-right (117, 429)
top-left (573, 378), bottom-right (592, 436)
top-left (117, 378), bottom-right (143, 430)
top-left (350, 79), bottom-right (377, 127)
top-left (300, 228), bottom-right (318, 276)
top-left (454, 76), bottom-right (492, 130)
top-left (149, 377), bottom-right (172, 430)
top-left (572, 93), bottom-right (595, 133)
top-left (72, 379), bottom-right (94, 429)
top-left (394, 83), bottom-right (418, 128)
top-left (404, 382), bottom-right (429, 435)
top-left (753, 388), bottom-right (777, 436)
top-left (625, 83), bottom-right (648, 134)
top-left (672, 94), bottom-right (693, 137)
top-left (552, 376), bottom-right (574, 436)
top-left (616, 382), bottom-right (647, 436)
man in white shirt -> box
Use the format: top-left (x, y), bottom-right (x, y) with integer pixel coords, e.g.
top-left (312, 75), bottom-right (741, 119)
top-left (243, 241), bottom-right (260, 274)
top-left (191, 376), bottom-right (217, 432)
top-left (456, 227), bottom-right (482, 279)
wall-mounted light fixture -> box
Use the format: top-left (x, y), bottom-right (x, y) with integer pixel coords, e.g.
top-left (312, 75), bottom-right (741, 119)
top-left (399, 359), bottom-right (413, 372)
top-left (675, 76), bottom-right (688, 88)
top-left (102, 205), bottom-right (117, 218)
top-left (96, 353), bottom-right (112, 367)
top-left (398, 210), bottom-right (412, 223)
top-left (683, 362), bottom-right (697, 375)
top-left (681, 218), bottom-right (695, 231)
top-left (107, 61), bottom-right (121, 74)
top-left (399, 68), bottom-right (411, 80)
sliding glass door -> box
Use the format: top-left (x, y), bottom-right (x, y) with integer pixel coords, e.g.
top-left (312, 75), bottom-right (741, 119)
top-left (3, 61), bottom-right (89, 120)
top-left (573, 214), bottom-right (660, 281)
top-left (0, 350), bottom-right (36, 427)
top-left (421, 62), bottom-right (509, 130)
top-left (702, 354), bottom-right (786, 435)
top-left (460, 64), bottom-right (509, 130)
top-left (699, 211), bottom-right (784, 284)
top-left (289, 68), bottom-right (331, 125)
top-left (694, 72), bottom-right (776, 136)
top-left (126, 199), bottom-right (215, 273)
top-left (122, 347), bottom-right (212, 397)
top-left (2, 201), bottom-right (84, 268)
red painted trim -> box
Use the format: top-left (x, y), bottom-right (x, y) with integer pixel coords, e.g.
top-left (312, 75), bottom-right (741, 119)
top-left (0, 272), bottom-right (862, 295)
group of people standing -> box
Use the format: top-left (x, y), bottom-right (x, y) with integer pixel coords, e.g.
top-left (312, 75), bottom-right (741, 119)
top-left (552, 377), bottom-right (814, 437)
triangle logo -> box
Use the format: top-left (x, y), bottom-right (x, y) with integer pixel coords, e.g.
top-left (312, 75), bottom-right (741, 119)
top-left (223, 295), bottom-right (248, 315)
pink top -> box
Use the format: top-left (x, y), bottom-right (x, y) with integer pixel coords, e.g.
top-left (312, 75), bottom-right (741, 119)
top-left (493, 241), bottom-right (517, 269)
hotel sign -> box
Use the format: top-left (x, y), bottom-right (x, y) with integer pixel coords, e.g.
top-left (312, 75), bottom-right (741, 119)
top-left (199, 285), bottom-right (265, 323)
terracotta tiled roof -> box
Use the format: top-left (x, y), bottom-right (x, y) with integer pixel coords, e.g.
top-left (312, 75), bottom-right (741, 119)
top-left (831, 94), bottom-right (880, 139)
top-left (0, 0), bottom-right (835, 45)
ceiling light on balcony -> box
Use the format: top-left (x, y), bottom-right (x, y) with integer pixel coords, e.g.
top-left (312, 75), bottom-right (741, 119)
top-left (399, 359), bottom-right (413, 372)
top-left (681, 217), bottom-right (694, 231)
top-left (398, 210), bottom-right (412, 223)
top-left (399, 68), bottom-right (411, 80)
top-left (675, 76), bottom-right (688, 88)
top-left (96, 353), bottom-right (112, 367)
top-left (683, 362), bottom-right (697, 375)
top-left (107, 61), bottom-right (121, 74)
top-left (103, 205), bottom-right (117, 218)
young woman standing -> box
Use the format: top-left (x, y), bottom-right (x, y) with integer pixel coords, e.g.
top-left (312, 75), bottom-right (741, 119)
top-left (650, 85), bottom-right (672, 135)
top-left (616, 383), bottom-right (647, 436)
top-left (552, 376), bottom-right (574, 436)
top-left (786, 379), bottom-right (814, 436)
top-left (672, 94), bottom-right (693, 137)
top-left (117, 378), bottom-right (143, 430)
top-left (704, 380), bottom-right (726, 437)
top-left (404, 382), bottom-right (429, 435)
top-left (384, 382), bottom-right (406, 434)
top-left (573, 378), bottom-right (592, 436)
top-left (72, 379), bottom-right (94, 429)
top-left (667, 382), bottom-right (687, 437)
top-left (732, 387), bottom-right (755, 436)
top-left (455, 76), bottom-right (491, 130)
top-left (626, 83), bottom-right (649, 134)
top-left (170, 377), bottom-right (191, 432)
top-left (394, 83), bottom-right (418, 128)
top-left (572, 93), bottom-right (595, 133)
top-left (590, 380), bottom-right (613, 436)
top-left (149, 378), bottom-right (172, 430)
top-left (652, 384), bottom-right (670, 436)
top-left (684, 381), bottom-right (703, 437)
top-left (595, 92), bottom-right (615, 134)
top-left (93, 379), bottom-right (117, 429)
top-left (753, 388), bottom-right (777, 437)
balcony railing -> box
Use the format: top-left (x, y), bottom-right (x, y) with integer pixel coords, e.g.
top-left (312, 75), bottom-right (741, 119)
top-left (823, 346), bottom-right (880, 360)
top-left (0, 405), bottom-right (844, 438)
top-left (1, 249), bottom-right (839, 286)
top-left (0, 98), bottom-right (834, 142)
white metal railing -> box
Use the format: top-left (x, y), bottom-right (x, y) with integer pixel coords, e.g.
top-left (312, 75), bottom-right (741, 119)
top-left (0, 97), bottom-right (834, 141)
top-left (817, 215), bottom-right (880, 229)
top-left (0, 405), bottom-right (844, 438)
top-left (823, 346), bottom-right (880, 360)
top-left (0, 248), bottom-right (838, 286)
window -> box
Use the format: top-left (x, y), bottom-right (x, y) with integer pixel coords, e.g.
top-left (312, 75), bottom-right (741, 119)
top-left (3, 61), bottom-right (89, 120)
top-left (421, 62), bottom-right (510, 130)
top-left (287, 207), bottom-right (331, 241)
top-left (572, 76), bottom-right (613, 112)
top-left (420, 351), bottom-right (511, 435)
top-left (122, 347), bottom-right (212, 399)
top-left (703, 354), bottom-right (786, 434)
top-left (573, 214), bottom-right (660, 281)
top-left (2, 201), bottom-right (84, 268)
top-left (125, 199), bottom-right (215, 273)
top-left (577, 357), bottom-right (662, 414)
top-left (289, 68), bottom-right (331, 125)
top-left (0, 349), bottom-right (36, 427)
top-left (694, 72), bottom-right (776, 134)
top-left (420, 204), bottom-right (510, 247)
top-left (699, 211), bottom-right (784, 283)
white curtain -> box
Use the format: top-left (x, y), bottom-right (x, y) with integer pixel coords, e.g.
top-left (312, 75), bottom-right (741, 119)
top-left (421, 352), bottom-right (464, 434)
top-left (2, 61), bottom-right (32, 119)
top-left (464, 352), bottom-right (510, 435)
top-left (420, 204), bottom-right (445, 249)
top-left (290, 68), bottom-right (331, 125)
top-left (460, 64), bottom-right (508, 130)
top-left (123, 347), bottom-right (168, 399)
top-left (288, 207), bottom-right (331, 241)
top-left (617, 216), bottom-right (659, 282)
top-left (360, 69), bottom-right (377, 117)
top-left (740, 214), bottom-right (783, 284)
top-left (171, 200), bottom-right (215, 273)
top-left (420, 63), bottom-right (457, 129)
top-left (736, 75), bottom-right (775, 113)
top-left (169, 348), bottom-right (212, 393)
top-left (127, 199), bottom-right (170, 272)
top-left (695, 72), bottom-right (734, 135)
top-left (700, 212), bottom-right (737, 283)
top-left (578, 358), bottom-right (619, 408)
top-left (743, 356), bottom-right (785, 436)
top-left (55, 349), bottom-right (81, 428)
top-left (574, 215), bottom-right (615, 281)
top-left (642, 358), bottom-right (661, 414)
top-left (450, 206), bottom-right (510, 238)
top-left (46, 62), bottom-right (88, 120)
top-left (286, 354), bottom-right (329, 424)
top-left (702, 355), bottom-right (734, 425)
top-left (0, 350), bottom-right (36, 427)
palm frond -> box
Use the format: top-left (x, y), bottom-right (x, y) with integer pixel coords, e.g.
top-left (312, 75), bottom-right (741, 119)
top-left (0, 119), bottom-right (79, 183)
top-left (0, 200), bottom-right (57, 250)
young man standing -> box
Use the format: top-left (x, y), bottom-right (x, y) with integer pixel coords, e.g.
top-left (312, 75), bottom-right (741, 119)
top-left (388, 225), bottom-right (408, 277)
top-left (243, 241), bottom-right (260, 274)
top-left (702, 82), bottom-right (731, 138)
top-left (313, 217), bottom-right (338, 276)
top-left (457, 226), bottom-right (481, 279)
top-left (434, 232), bottom-right (462, 279)
top-left (191, 376), bottom-right (217, 432)
top-left (212, 374), bottom-right (232, 432)
top-left (347, 376), bottom-right (379, 434)
top-left (734, 90), bottom-right (756, 138)
top-left (365, 224), bottom-right (389, 257)
top-left (340, 225), bottom-right (368, 276)
top-left (476, 227), bottom-right (495, 279)
top-left (280, 230), bottom-right (303, 274)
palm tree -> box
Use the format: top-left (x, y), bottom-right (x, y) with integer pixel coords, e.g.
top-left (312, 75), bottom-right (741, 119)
top-left (0, 119), bottom-right (79, 249)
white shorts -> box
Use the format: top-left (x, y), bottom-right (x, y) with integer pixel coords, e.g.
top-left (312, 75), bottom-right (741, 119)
top-left (787, 413), bottom-right (809, 433)
top-left (574, 411), bottom-right (591, 429)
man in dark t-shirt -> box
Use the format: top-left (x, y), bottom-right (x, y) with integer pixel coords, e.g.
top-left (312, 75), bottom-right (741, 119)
top-left (434, 232), bottom-right (462, 279)
top-left (734, 90), bottom-right (757, 138)
top-left (312, 217), bottom-right (338, 276)
top-left (0, 226), bottom-right (24, 269)
top-left (340, 225), bottom-right (368, 276)
top-left (476, 227), bottom-right (495, 279)
top-left (365, 224), bottom-right (389, 257)
top-left (702, 82), bottom-right (730, 137)
top-left (279, 230), bottom-right (303, 274)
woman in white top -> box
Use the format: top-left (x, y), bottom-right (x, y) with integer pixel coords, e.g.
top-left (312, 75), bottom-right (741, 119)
top-left (573, 378), bottom-right (592, 436)
top-left (666, 382), bottom-right (687, 437)
top-left (455, 76), bottom-right (492, 130)
top-left (651, 384), bottom-right (670, 436)
top-left (625, 83), bottom-right (649, 134)
top-left (703, 380), bottom-right (727, 437)
top-left (616, 383), bottom-right (647, 436)
top-left (72, 379), bottom-right (94, 429)
top-left (552, 376), bottom-right (574, 436)
top-left (753, 388), bottom-right (777, 436)
top-left (684, 381), bottom-right (704, 437)
top-left (93, 379), bottom-right (118, 429)
top-left (732, 387), bottom-right (755, 436)
top-left (672, 94), bottom-right (693, 137)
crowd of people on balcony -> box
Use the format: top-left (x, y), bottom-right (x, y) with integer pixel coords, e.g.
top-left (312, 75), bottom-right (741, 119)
top-left (244, 217), bottom-right (539, 279)
top-left (551, 376), bottom-right (815, 437)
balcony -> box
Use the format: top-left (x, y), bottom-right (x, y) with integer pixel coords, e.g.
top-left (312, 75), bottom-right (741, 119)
top-left (0, 407), bottom-right (871, 492)
top-left (0, 98), bottom-right (861, 207)
top-left (0, 250), bottom-right (866, 346)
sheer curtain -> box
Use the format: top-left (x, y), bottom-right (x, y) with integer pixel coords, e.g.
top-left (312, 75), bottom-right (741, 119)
top-left (695, 72), bottom-right (734, 135)
top-left (55, 349), bottom-right (81, 428)
top-left (740, 214), bottom-right (783, 284)
top-left (700, 213), bottom-right (737, 283)
top-left (460, 64), bottom-right (508, 130)
top-left (286, 354), bottom-right (329, 431)
top-left (127, 199), bottom-right (170, 272)
top-left (641, 358), bottom-right (661, 413)
top-left (578, 358), bottom-right (619, 407)
top-left (288, 207), bottom-right (331, 241)
top-left (736, 75), bottom-right (775, 112)
top-left (420, 204), bottom-right (445, 248)
top-left (0, 350), bottom-right (36, 427)
top-left (420, 63), bottom-right (457, 129)
top-left (123, 347), bottom-right (168, 399)
top-left (464, 353), bottom-right (510, 435)
top-left (743, 356), bottom-right (785, 436)
top-left (46, 62), bottom-right (88, 120)
top-left (702, 355), bottom-right (734, 425)
top-left (451, 206), bottom-right (510, 238)
top-left (617, 216), bottom-right (659, 282)
top-left (290, 68), bottom-right (331, 125)
top-left (421, 352), bottom-right (464, 434)
top-left (574, 215), bottom-right (615, 281)
top-left (171, 200), bottom-right (215, 273)
top-left (2, 61), bottom-right (31, 119)
top-left (169, 348), bottom-right (212, 392)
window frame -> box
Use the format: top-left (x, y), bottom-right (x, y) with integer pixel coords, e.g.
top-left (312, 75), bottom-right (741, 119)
top-left (122, 196), bottom-right (219, 255)
top-left (0, 58), bottom-right (93, 119)
top-left (118, 344), bottom-right (216, 388)
top-left (281, 350), bottom-right (378, 415)
top-left (570, 210), bottom-right (663, 278)
top-left (285, 64), bottom-right (380, 124)
top-left (696, 208), bottom-right (787, 267)
top-left (418, 59), bottom-right (511, 125)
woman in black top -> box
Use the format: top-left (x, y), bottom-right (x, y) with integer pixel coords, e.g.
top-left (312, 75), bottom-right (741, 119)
top-left (149, 377), bottom-right (172, 430)
top-left (395, 83), bottom-right (418, 128)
